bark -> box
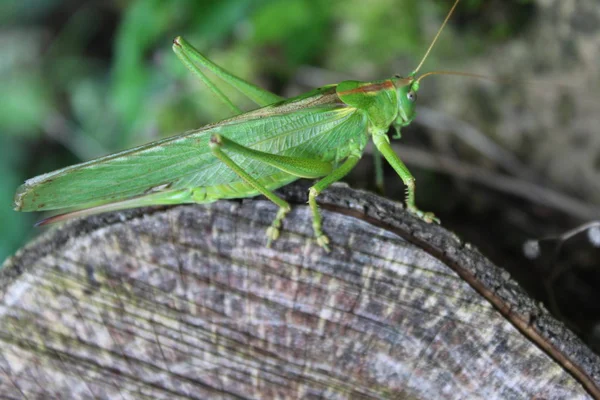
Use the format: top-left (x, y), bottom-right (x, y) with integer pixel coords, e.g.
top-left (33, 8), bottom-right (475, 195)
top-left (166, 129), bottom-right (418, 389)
top-left (1, 182), bottom-right (599, 399)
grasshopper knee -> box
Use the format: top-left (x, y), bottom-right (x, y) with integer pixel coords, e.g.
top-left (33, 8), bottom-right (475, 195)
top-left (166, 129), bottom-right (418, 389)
top-left (209, 134), bottom-right (223, 149)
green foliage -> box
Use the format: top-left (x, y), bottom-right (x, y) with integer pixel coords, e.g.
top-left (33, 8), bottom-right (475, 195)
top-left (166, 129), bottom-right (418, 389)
top-left (252, 0), bottom-right (330, 65)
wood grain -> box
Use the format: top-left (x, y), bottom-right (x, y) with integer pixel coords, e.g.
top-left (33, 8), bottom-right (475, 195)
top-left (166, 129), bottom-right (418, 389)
top-left (1, 183), bottom-right (598, 399)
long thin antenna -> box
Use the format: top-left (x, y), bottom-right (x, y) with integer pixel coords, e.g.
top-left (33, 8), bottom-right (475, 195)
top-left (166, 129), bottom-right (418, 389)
top-left (415, 69), bottom-right (578, 92)
top-left (411, 0), bottom-right (460, 76)
top-left (416, 70), bottom-right (498, 84)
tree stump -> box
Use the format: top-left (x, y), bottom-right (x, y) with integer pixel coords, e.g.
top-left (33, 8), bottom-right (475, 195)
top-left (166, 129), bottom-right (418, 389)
top-left (1, 183), bottom-right (599, 399)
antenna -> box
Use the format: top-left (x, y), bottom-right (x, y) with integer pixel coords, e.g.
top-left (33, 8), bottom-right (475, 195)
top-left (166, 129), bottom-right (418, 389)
top-left (411, 0), bottom-right (460, 76)
top-left (414, 70), bottom-right (574, 91)
top-left (416, 70), bottom-right (500, 84)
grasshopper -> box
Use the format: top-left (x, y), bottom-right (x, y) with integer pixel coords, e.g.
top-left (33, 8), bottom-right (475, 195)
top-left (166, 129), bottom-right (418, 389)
top-left (14, 0), bottom-right (462, 251)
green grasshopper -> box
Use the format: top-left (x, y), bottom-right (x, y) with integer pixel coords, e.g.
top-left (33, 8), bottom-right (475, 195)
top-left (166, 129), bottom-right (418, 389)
top-left (14, 0), bottom-right (462, 251)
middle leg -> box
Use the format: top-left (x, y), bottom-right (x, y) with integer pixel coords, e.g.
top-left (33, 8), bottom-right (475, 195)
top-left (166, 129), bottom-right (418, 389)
top-left (308, 147), bottom-right (363, 251)
top-left (208, 133), bottom-right (334, 247)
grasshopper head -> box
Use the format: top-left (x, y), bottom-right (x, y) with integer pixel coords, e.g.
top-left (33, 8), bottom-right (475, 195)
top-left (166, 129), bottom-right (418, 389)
top-left (392, 76), bottom-right (420, 127)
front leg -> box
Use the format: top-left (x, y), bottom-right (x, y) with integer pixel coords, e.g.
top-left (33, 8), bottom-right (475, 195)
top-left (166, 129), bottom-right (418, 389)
top-left (372, 128), bottom-right (440, 224)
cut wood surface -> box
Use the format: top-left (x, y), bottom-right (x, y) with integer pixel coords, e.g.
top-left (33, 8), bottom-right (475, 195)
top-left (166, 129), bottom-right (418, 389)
top-left (1, 183), bottom-right (599, 399)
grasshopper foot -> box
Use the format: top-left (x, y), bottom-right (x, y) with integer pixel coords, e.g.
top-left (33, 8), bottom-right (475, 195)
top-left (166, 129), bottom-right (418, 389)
top-left (316, 233), bottom-right (330, 252)
top-left (265, 207), bottom-right (289, 248)
top-left (408, 207), bottom-right (441, 224)
top-left (265, 226), bottom-right (280, 248)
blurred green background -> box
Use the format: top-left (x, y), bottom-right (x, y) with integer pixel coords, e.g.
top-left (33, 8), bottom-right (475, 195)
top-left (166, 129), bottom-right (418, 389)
top-left (4, 0), bottom-right (600, 348)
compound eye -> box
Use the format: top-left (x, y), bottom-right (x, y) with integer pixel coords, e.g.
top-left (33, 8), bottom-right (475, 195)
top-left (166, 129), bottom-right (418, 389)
top-left (407, 90), bottom-right (417, 103)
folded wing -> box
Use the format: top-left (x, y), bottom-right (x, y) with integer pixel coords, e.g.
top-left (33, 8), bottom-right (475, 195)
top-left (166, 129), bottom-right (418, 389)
top-left (15, 103), bottom-right (360, 212)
